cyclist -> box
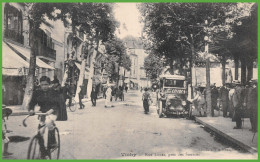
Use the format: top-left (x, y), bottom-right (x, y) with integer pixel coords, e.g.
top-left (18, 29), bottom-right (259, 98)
top-left (28, 76), bottom-right (60, 158)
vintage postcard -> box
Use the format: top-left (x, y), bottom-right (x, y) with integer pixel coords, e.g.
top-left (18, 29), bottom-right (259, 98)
top-left (1, 2), bottom-right (258, 160)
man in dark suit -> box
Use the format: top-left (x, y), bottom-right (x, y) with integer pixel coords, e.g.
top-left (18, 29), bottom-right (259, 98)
top-left (232, 81), bottom-right (244, 129)
top-left (219, 84), bottom-right (229, 117)
top-left (91, 87), bottom-right (97, 106)
top-left (244, 80), bottom-right (258, 132)
top-left (78, 85), bottom-right (85, 109)
top-left (211, 84), bottom-right (219, 117)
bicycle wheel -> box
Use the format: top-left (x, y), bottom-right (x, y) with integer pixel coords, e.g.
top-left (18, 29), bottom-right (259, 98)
top-left (27, 135), bottom-right (48, 159)
top-left (69, 99), bottom-right (77, 112)
top-left (48, 127), bottom-right (60, 159)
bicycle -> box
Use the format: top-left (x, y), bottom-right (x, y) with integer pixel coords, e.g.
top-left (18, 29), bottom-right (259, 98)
top-left (23, 111), bottom-right (60, 159)
top-left (66, 98), bottom-right (77, 112)
top-left (2, 107), bottom-right (13, 157)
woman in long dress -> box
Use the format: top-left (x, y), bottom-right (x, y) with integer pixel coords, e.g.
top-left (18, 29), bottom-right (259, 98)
top-left (105, 86), bottom-right (112, 107)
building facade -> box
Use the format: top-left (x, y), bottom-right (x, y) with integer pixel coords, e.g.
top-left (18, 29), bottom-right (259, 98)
top-left (2, 3), bottom-right (65, 105)
top-left (123, 37), bottom-right (151, 90)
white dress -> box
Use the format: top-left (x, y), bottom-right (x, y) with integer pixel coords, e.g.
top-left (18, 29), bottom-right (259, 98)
top-left (105, 87), bottom-right (112, 107)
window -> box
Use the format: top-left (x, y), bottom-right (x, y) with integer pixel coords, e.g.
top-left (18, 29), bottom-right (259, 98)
top-left (40, 29), bottom-right (54, 49)
top-left (164, 79), bottom-right (184, 88)
top-left (4, 3), bottom-right (23, 44)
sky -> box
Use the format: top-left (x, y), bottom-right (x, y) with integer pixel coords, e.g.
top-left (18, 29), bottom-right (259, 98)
top-left (114, 3), bottom-right (143, 39)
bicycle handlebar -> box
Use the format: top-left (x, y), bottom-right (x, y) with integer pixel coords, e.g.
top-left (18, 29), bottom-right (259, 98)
top-left (22, 110), bottom-right (54, 127)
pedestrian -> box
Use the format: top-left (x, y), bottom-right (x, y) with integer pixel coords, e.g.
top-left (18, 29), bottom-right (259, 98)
top-left (28, 76), bottom-right (59, 158)
top-left (244, 80), bottom-right (258, 132)
top-left (228, 83), bottom-right (235, 118)
top-left (91, 87), bottom-right (97, 106)
top-left (211, 84), bottom-right (219, 116)
top-left (159, 89), bottom-right (167, 109)
top-left (219, 83), bottom-right (229, 117)
top-left (63, 83), bottom-right (72, 106)
top-left (120, 86), bottom-right (124, 101)
top-left (34, 78), bottom-right (40, 91)
top-left (52, 78), bottom-right (68, 121)
top-left (111, 86), bottom-right (115, 101)
top-left (103, 86), bottom-right (107, 99)
top-left (125, 86), bottom-right (128, 93)
top-left (2, 83), bottom-right (7, 105)
top-left (105, 85), bottom-right (112, 107)
top-left (78, 85), bottom-right (85, 109)
top-left (190, 87), bottom-right (206, 117)
top-left (142, 88), bottom-right (152, 114)
top-left (232, 80), bottom-right (244, 129)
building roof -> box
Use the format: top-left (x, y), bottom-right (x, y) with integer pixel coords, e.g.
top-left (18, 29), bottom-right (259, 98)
top-left (123, 36), bottom-right (143, 49)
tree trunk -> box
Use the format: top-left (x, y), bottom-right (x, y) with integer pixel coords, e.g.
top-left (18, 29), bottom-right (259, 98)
top-left (123, 69), bottom-right (126, 87)
top-left (22, 29), bottom-right (37, 110)
top-left (247, 58), bottom-right (253, 82)
top-left (117, 63), bottom-right (120, 87)
top-left (221, 55), bottom-right (226, 86)
top-left (169, 58), bottom-right (174, 75)
top-left (205, 42), bottom-right (212, 117)
top-left (87, 35), bottom-right (100, 99)
top-left (74, 55), bottom-right (86, 102)
top-left (241, 57), bottom-right (246, 85)
top-left (190, 34), bottom-right (194, 98)
top-left (234, 55), bottom-right (239, 80)
top-left (206, 57), bottom-right (212, 116)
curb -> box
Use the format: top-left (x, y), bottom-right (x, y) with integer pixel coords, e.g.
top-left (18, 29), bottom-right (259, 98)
top-left (194, 116), bottom-right (258, 154)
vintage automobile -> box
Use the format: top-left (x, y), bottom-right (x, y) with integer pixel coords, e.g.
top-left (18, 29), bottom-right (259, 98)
top-left (156, 74), bottom-right (190, 118)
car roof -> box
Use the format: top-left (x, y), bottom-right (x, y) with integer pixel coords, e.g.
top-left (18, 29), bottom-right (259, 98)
top-left (159, 74), bottom-right (185, 80)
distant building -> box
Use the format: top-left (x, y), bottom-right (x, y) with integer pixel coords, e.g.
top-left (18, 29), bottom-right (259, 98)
top-left (123, 36), bottom-right (151, 89)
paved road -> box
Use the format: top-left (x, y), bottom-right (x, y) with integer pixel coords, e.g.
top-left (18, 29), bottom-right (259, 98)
top-left (3, 90), bottom-right (257, 159)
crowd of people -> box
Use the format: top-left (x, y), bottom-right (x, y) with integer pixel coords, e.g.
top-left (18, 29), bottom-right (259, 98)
top-left (104, 85), bottom-right (126, 107)
top-left (191, 80), bottom-right (258, 132)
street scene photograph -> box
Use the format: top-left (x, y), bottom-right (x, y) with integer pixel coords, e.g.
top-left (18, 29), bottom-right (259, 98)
top-left (1, 2), bottom-right (258, 160)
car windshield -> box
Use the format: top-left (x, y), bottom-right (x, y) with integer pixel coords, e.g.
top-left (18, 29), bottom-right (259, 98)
top-left (164, 79), bottom-right (184, 88)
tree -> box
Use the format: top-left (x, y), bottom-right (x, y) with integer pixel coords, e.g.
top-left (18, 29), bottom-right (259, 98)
top-left (144, 54), bottom-right (164, 80)
top-left (22, 3), bottom-right (62, 110)
top-left (138, 3), bottom-right (249, 116)
top-left (103, 37), bottom-right (131, 84)
top-left (22, 3), bottom-right (119, 109)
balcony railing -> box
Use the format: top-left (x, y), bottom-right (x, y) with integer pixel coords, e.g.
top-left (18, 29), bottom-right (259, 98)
top-left (37, 43), bottom-right (56, 60)
top-left (4, 29), bottom-right (24, 44)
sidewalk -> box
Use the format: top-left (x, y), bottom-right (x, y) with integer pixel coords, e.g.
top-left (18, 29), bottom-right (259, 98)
top-left (195, 116), bottom-right (258, 154)
top-left (5, 96), bottom-right (104, 116)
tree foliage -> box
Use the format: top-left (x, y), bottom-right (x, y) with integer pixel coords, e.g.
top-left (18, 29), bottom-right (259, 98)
top-left (22, 3), bottom-right (119, 109)
top-left (138, 3), bottom-right (250, 71)
top-left (103, 37), bottom-right (131, 81)
top-left (144, 53), bottom-right (164, 80)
